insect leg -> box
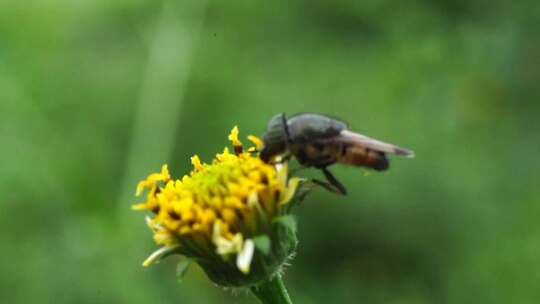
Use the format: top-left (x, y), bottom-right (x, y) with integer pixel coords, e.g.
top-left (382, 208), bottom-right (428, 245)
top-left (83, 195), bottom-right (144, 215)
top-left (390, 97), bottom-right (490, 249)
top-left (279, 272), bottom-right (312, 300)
top-left (321, 167), bottom-right (347, 195)
top-left (311, 178), bottom-right (344, 195)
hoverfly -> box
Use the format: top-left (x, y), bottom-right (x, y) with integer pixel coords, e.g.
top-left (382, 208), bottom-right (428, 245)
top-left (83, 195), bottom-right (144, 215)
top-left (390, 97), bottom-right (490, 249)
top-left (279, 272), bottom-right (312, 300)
top-left (259, 113), bottom-right (414, 195)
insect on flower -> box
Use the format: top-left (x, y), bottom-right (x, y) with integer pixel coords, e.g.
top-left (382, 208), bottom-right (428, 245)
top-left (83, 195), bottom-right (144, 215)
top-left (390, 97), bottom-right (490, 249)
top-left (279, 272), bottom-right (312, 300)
top-left (260, 113), bottom-right (415, 195)
top-left (132, 122), bottom-right (414, 302)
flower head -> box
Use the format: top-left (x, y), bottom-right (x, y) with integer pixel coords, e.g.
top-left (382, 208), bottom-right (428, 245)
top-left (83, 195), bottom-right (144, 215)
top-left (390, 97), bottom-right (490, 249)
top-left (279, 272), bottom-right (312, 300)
top-left (133, 126), bottom-right (301, 287)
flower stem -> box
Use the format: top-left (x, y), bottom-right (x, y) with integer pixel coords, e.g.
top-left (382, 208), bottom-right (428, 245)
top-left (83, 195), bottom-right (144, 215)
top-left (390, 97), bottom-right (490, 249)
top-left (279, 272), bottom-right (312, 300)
top-left (250, 274), bottom-right (293, 304)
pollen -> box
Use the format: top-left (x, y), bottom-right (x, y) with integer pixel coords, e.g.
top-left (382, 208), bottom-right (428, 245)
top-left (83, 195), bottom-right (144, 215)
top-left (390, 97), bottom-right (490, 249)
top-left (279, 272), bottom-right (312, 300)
top-left (134, 127), bottom-right (299, 273)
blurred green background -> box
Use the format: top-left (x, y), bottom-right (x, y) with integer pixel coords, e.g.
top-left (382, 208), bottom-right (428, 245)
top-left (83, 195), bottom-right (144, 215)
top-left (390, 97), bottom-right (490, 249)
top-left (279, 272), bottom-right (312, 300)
top-left (1, 0), bottom-right (539, 303)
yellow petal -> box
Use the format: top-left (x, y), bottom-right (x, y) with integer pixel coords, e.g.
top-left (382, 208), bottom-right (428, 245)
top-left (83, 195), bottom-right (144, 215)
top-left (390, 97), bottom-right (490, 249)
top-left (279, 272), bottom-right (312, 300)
top-left (142, 245), bottom-right (180, 267)
top-left (228, 126), bottom-right (242, 147)
top-left (275, 161), bottom-right (288, 188)
top-left (131, 203), bottom-right (148, 210)
top-left (237, 239), bottom-right (254, 274)
top-left (280, 177), bottom-right (300, 205)
top-left (247, 135), bottom-right (264, 151)
top-left (135, 181), bottom-right (146, 196)
top-left (160, 164), bottom-right (170, 181)
top-left (191, 155), bottom-right (204, 171)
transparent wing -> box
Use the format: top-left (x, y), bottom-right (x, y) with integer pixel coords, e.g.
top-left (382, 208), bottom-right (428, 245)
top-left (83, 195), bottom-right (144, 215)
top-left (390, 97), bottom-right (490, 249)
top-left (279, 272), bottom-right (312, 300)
top-left (338, 130), bottom-right (415, 157)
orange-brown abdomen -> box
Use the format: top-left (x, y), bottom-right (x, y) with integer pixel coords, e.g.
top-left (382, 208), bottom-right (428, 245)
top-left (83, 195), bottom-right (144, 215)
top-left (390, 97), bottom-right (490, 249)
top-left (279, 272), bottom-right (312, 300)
top-left (337, 143), bottom-right (389, 171)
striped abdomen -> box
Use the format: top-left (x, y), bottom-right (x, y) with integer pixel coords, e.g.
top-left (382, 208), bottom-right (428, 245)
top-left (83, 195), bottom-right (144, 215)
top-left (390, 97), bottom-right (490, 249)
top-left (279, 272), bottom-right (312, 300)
top-left (337, 143), bottom-right (389, 171)
top-left (291, 140), bottom-right (389, 171)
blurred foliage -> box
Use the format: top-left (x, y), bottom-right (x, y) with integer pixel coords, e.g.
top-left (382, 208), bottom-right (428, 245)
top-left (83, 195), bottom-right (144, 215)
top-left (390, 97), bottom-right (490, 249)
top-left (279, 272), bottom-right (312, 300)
top-left (1, 0), bottom-right (539, 303)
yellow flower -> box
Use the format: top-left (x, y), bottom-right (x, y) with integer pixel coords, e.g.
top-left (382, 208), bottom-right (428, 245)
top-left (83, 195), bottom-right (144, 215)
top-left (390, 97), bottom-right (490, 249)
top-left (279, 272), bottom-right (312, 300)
top-left (133, 126), bottom-right (301, 286)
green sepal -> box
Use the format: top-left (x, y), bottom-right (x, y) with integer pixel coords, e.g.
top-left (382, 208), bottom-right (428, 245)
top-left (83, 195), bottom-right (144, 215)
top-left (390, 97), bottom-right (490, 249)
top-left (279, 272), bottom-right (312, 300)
top-left (272, 215), bottom-right (297, 233)
top-left (176, 259), bottom-right (192, 284)
top-left (252, 235), bottom-right (271, 256)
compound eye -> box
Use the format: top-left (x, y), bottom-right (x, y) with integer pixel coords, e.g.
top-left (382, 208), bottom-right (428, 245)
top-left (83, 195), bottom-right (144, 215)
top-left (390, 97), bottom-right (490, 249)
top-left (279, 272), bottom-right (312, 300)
top-left (260, 113), bottom-right (289, 163)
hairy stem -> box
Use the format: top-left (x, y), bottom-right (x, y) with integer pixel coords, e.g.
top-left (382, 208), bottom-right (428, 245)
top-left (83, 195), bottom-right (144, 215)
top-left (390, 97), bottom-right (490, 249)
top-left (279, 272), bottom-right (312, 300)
top-left (250, 274), bottom-right (293, 304)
